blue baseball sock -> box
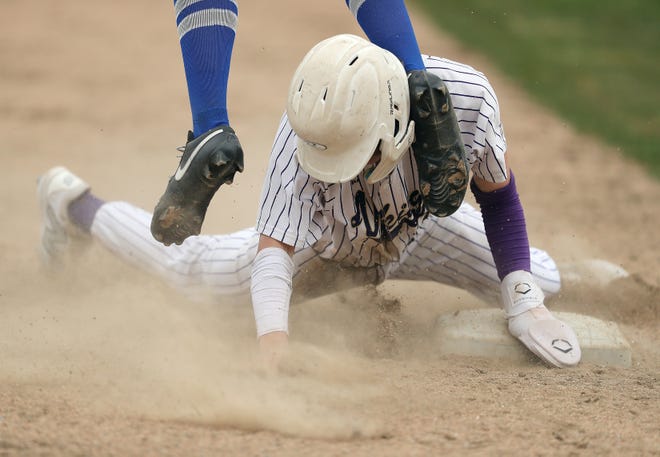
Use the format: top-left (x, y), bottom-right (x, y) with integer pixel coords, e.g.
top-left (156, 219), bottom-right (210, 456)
top-left (174, 0), bottom-right (238, 137)
top-left (346, 0), bottom-right (425, 72)
top-left (471, 173), bottom-right (531, 280)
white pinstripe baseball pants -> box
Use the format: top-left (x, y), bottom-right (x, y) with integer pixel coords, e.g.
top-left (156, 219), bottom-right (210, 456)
top-left (91, 201), bottom-right (560, 305)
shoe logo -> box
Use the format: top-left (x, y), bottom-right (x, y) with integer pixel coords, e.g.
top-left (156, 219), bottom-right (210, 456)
top-left (551, 339), bottom-right (573, 353)
top-left (514, 282), bottom-right (532, 295)
top-left (174, 128), bottom-right (225, 181)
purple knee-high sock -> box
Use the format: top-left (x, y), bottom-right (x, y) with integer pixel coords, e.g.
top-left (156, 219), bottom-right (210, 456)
top-left (67, 191), bottom-right (105, 233)
top-left (470, 173), bottom-right (530, 280)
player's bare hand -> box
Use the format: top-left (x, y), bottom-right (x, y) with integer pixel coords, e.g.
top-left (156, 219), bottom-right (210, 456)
top-left (258, 331), bottom-right (289, 374)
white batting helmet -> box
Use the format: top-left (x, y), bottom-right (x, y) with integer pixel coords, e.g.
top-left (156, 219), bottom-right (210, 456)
top-left (286, 34), bottom-right (415, 184)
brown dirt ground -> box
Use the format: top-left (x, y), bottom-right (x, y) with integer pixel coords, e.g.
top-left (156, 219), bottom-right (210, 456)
top-left (1, 1), bottom-right (658, 456)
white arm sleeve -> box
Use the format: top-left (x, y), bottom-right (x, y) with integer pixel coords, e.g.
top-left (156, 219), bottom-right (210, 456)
top-left (250, 247), bottom-right (295, 338)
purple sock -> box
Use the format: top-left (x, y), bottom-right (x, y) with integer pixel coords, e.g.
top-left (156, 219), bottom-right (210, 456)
top-left (470, 173), bottom-right (530, 280)
top-left (67, 191), bottom-right (105, 233)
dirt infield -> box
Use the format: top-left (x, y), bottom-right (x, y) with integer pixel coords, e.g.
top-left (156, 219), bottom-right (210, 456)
top-left (1, 1), bottom-right (658, 456)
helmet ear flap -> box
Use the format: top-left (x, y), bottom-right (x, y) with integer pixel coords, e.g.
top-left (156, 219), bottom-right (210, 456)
top-left (366, 120), bottom-right (415, 184)
top-left (396, 119), bottom-right (416, 151)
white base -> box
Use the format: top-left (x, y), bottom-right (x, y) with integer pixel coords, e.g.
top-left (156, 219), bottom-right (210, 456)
top-left (435, 309), bottom-right (632, 367)
top-left (559, 259), bottom-right (629, 286)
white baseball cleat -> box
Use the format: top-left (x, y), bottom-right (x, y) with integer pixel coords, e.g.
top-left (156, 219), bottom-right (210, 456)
top-left (37, 166), bottom-right (90, 265)
top-left (501, 270), bottom-right (582, 368)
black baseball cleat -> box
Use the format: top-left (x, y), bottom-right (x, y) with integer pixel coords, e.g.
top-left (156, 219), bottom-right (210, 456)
top-left (408, 70), bottom-right (469, 218)
top-left (151, 125), bottom-right (244, 246)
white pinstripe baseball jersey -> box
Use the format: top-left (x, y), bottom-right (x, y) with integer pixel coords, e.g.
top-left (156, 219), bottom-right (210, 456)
top-left (77, 53), bottom-right (559, 314)
top-left (257, 55), bottom-right (508, 268)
